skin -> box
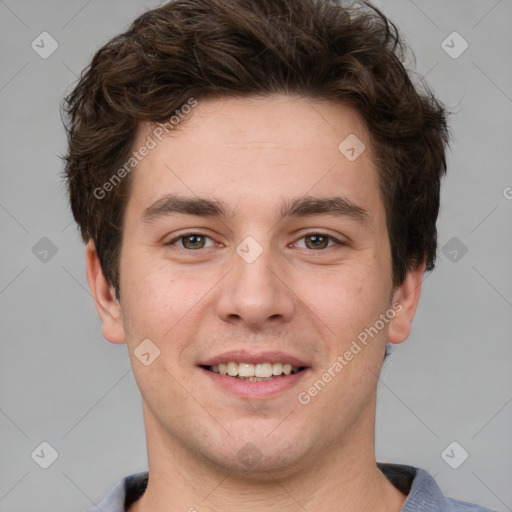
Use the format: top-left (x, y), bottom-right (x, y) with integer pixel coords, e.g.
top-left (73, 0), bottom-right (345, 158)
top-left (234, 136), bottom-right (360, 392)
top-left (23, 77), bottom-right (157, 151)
top-left (86, 94), bottom-right (425, 511)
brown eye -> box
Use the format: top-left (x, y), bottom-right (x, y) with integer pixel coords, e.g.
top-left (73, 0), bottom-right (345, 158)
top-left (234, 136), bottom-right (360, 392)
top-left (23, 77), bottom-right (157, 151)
top-left (167, 233), bottom-right (214, 250)
top-left (304, 234), bottom-right (330, 249)
top-left (181, 234), bottom-right (206, 249)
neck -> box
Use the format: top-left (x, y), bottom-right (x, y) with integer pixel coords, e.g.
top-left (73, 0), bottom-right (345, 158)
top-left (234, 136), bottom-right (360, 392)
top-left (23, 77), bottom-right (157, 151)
top-left (129, 405), bottom-right (406, 512)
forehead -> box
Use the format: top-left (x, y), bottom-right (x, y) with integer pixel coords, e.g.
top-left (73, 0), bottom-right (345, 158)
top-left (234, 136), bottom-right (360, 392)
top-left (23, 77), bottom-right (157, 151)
top-left (125, 94), bottom-right (383, 226)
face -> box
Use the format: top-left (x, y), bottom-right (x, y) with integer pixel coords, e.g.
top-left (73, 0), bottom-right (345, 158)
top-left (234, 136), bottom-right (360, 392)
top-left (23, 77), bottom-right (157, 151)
top-left (89, 94), bottom-right (422, 477)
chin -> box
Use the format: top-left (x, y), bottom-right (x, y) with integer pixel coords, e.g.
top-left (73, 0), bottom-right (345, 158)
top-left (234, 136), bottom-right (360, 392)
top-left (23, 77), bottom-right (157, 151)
top-left (208, 448), bottom-right (309, 481)
top-left (197, 429), bottom-right (314, 479)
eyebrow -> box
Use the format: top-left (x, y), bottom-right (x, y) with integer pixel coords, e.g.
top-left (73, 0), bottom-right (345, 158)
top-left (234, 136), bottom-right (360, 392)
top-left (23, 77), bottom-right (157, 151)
top-left (141, 193), bottom-right (369, 224)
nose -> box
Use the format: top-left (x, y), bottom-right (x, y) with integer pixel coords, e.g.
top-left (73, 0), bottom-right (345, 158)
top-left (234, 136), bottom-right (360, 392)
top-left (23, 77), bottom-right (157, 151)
top-left (215, 242), bottom-right (296, 329)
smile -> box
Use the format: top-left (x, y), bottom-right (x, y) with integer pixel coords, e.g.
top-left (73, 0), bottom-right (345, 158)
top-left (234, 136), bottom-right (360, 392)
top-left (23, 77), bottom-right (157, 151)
top-left (205, 362), bottom-right (303, 381)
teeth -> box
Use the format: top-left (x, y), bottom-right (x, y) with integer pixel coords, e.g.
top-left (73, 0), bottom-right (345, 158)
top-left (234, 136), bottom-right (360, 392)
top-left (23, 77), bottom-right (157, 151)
top-left (272, 362), bottom-right (283, 375)
top-left (255, 363), bottom-right (273, 378)
top-left (227, 362), bottom-right (238, 376)
top-left (210, 362), bottom-right (301, 378)
top-left (238, 362), bottom-right (254, 377)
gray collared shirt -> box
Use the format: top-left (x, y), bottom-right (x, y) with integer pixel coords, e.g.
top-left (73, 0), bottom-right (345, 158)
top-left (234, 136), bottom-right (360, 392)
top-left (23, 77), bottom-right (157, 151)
top-left (85, 463), bottom-right (497, 511)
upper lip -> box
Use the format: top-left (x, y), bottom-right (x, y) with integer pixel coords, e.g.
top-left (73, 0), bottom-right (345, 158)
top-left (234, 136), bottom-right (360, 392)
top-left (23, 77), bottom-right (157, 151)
top-left (200, 350), bottom-right (310, 368)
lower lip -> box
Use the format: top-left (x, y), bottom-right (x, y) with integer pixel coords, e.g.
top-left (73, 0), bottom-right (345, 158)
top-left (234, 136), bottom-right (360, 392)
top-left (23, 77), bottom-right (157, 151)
top-left (199, 367), bottom-right (310, 400)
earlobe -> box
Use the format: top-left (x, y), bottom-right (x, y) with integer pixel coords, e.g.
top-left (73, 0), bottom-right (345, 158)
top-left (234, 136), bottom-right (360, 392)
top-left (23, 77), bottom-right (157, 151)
top-left (387, 261), bottom-right (426, 345)
top-left (85, 240), bottom-right (126, 344)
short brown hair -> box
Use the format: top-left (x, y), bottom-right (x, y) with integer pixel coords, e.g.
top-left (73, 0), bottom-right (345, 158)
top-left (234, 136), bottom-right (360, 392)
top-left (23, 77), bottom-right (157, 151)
top-left (62, 0), bottom-right (449, 298)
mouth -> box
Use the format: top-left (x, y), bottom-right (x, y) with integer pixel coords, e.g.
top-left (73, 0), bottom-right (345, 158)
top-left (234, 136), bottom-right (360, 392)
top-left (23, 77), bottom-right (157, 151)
top-left (198, 352), bottom-right (311, 399)
top-left (201, 362), bottom-right (306, 381)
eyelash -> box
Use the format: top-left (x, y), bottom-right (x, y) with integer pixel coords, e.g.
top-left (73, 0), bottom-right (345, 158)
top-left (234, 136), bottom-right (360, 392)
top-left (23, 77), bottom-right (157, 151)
top-left (165, 231), bottom-right (346, 251)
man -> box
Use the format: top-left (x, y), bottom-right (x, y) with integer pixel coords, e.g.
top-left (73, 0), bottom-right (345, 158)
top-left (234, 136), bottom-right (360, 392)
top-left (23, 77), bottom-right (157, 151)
top-left (62, 0), bottom-right (495, 510)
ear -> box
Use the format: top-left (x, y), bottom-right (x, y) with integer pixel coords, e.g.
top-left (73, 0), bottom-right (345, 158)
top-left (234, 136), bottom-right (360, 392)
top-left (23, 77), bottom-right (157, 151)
top-left (387, 261), bottom-right (426, 345)
top-left (85, 240), bottom-right (126, 344)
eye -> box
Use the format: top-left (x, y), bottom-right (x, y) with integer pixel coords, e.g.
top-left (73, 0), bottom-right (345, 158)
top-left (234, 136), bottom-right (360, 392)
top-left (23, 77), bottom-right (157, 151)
top-left (165, 231), bottom-right (346, 251)
top-left (294, 232), bottom-right (345, 250)
top-left (166, 232), bottom-right (215, 250)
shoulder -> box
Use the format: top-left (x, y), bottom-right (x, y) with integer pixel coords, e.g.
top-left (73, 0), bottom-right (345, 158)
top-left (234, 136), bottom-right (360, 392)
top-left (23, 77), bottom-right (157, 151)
top-left (83, 471), bottom-right (148, 512)
top-left (378, 463), bottom-right (497, 512)
top-left (442, 497), bottom-right (497, 512)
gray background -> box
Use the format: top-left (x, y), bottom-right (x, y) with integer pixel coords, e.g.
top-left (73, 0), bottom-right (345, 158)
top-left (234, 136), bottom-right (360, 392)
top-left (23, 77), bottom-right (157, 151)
top-left (1, 0), bottom-right (511, 511)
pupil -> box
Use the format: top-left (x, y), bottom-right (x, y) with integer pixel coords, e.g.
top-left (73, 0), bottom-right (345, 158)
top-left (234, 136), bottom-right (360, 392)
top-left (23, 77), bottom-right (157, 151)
top-left (186, 235), bottom-right (203, 248)
top-left (308, 235), bottom-right (327, 249)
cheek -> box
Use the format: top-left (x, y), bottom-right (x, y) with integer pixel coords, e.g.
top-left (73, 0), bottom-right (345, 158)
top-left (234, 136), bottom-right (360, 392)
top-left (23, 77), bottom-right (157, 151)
top-left (299, 261), bottom-right (390, 340)
top-left (119, 255), bottom-right (186, 340)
